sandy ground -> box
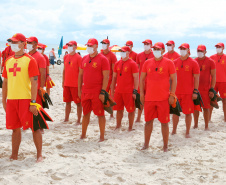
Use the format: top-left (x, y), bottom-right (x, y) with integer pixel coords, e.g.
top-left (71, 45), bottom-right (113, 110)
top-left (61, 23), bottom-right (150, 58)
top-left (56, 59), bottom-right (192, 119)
top-left (0, 64), bottom-right (226, 185)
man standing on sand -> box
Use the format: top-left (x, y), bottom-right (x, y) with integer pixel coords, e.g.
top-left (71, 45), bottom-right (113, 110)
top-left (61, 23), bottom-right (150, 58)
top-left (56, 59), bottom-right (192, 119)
top-left (111, 46), bottom-right (139, 131)
top-left (136, 39), bottom-right (154, 122)
top-left (193, 45), bottom-right (216, 130)
top-left (126, 40), bottom-right (137, 62)
top-left (27, 37), bottom-right (46, 107)
top-left (62, 41), bottom-right (82, 125)
top-left (210, 43), bottom-right (226, 122)
top-left (140, 42), bottom-right (177, 152)
top-left (49, 48), bottom-right (56, 68)
top-left (78, 38), bottom-right (109, 142)
top-left (163, 40), bottom-right (180, 61)
top-left (2, 33), bottom-right (43, 162)
top-left (172, 43), bottom-right (200, 138)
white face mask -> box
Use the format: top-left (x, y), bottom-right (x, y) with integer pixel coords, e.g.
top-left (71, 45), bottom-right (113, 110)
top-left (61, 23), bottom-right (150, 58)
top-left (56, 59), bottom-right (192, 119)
top-left (37, 49), bottom-right (43, 53)
top-left (27, 44), bottom-right (33, 52)
top-left (11, 43), bottom-right (21, 52)
top-left (120, 52), bottom-right (127, 59)
top-left (216, 48), bottom-right (223, 54)
top-left (102, 44), bottom-right (108, 50)
top-left (153, 50), bottom-right (162, 58)
top-left (8, 42), bottom-right (11, 46)
top-left (144, 45), bottom-right (151, 51)
top-left (87, 46), bottom-right (94, 55)
top-left (167, 46), bottom-right (173, 52)
top-left (180, 50), bottom-right (187, 57)
top-left (197, 52), bottom-right (204, 58)
top-left (68, 46), bottom-right (74, 53)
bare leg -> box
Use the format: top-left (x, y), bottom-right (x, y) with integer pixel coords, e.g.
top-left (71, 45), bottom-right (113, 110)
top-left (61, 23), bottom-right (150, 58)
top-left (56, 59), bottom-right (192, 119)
top-left (141, 120), bottom-right (153, 150)
top-left (136, 105), bottom-right (143, 122)
top-left (98, 116), bottom-right (106, 142)
top-left (76, 103), bottom-right (82, 125)
top-left (128, 111), bottom-right (135, 131)
top-left (172, 114), bottom-right (179, 135)
top-left (193, 110), bottom-right (199, 129)
top-left (64, 102), bottom-right (71, 122)
top-left (110, 112), bottom-right (114, 119)
top-left (115, 110), bottom-right (123, 129)
top-left (223, 99), bottom-right (226, 122)
top-left (10, 128), bottom-right (21, 160)
top-left (46, 88), bottom-right (50, 95)
top-left (209, 106), bottom-right (213, 122)
top-left (33, 129), bottom-right (43, 162)
top-left (161, 123), bottom-right (169, 152)
top-left (185, 114), bottom-right (192, 138)
top-left (203, 108), bottom-right (209, 130)
top-left (80, 112), bottom-right (91, 139)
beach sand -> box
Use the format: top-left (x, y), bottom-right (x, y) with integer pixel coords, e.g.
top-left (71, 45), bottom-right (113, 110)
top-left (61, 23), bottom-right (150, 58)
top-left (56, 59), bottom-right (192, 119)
top-left (0, 64), bottom-right (226, 185)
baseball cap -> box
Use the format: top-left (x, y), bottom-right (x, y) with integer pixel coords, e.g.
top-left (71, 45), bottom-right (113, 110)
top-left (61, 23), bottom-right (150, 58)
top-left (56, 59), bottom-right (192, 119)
top-left (9, 33), bottom-right (26, 42)
top-left (215, 42), bottom-right (224, 48)
top-left (178, 43), bottom-right (190, 49)
top-left (26, 36), bottom-right (38, 43)
top-left (142, 39), bottom-right (152, 45)
top-left (86, 38), bottom-right (98, 46)
top-left (166, 40), bottom-right (175, 45)
top-left (197, 44), bottom-right (206, 51)
top-left (100, 39), bottom-right (110, 44)
top-left (152, 42), bottom-right (165, 49)
top-left (126, 40), bottom-right (133, 46)
top-left (119, 46), bottom-right (131, 52)
top-left (37, 43), bottom-right (47, 50)
top-left (66, 40), bottom-right (77, 46)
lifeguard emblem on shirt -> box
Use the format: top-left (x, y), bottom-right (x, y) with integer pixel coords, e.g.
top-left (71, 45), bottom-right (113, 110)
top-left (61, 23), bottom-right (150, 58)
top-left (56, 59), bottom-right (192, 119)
top-left (202, 65), bottom-right (206, 70)
top-left (185, 65), bottom-right (189, 71)
top-left (171, 58), bottom-right (174, 61)
top-left (124, 66), bottom-right (128, 72)
top-left (92, 62), bottom-right (97, 68)
top-left (117, 67), bottom-right (120, 71)
top-left (158, 67), bottom-right (163, 74)
top-left (9, 63), bottom-right (21, 76)
top-left (176, 67), bottom-right (179, 71)
top-left (84, 63), bottom-right (87, 67)
top-left (222, 60), bottom-right (225, 64)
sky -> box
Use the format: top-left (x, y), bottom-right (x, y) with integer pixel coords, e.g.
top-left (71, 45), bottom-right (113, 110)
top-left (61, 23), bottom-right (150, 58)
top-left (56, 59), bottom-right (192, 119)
top-left (0, 0), bottom-right (226, 56)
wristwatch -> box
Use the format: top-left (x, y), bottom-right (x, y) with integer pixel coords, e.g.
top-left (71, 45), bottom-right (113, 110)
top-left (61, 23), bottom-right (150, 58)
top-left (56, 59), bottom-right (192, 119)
top-left (31, 100), bottom-right (36, 103)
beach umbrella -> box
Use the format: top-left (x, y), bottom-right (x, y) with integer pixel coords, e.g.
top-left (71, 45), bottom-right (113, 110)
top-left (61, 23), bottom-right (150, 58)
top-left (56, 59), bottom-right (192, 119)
top-left (110, 45), bottom-right (121, 52)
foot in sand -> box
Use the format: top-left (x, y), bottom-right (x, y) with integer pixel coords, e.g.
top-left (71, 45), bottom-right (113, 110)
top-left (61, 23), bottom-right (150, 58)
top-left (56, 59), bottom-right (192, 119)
top-left (36, 156), bottom-right (43, 163)
top-left (185, 134), bottom-right (191, 138)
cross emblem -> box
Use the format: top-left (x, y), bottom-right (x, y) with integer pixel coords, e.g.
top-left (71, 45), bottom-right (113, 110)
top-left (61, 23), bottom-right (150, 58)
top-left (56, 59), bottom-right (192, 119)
top-left (9, 63), bottom-right (21, 76)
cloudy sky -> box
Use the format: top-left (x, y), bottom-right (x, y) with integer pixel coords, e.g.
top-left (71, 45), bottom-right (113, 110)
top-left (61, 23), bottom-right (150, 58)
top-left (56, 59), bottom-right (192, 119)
top-left (0, 0), bottom-right (226, 55)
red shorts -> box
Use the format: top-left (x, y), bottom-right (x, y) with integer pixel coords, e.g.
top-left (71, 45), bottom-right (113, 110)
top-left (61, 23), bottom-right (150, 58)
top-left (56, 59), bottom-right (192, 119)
top-left (113, 92), bottom-right (135, 112)
top-left (63, 86), bottom-right (81, 104)
top-left (177, 94), bottom-right (194, 114)
top-left (214, 82), bottom-right (226, 98)
top-left (6, 99), bottom-right (33, 130)
top-left (36, 91), bottom-right (43, 106)
top-left (144, 99), bottom-right (170, 123)
top-left (81, 93), bottom-right (104, 116)
top-left (199, 90), bottom-right (210, 109)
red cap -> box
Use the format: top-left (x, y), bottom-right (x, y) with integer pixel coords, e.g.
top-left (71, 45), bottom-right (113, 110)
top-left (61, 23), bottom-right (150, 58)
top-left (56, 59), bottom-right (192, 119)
top-left (66, 40), bottom-right (77, 46)
top-left (119, 46), bottom-right (131, 52)
top-left (152, 42), bottom-right (165, 49)
top-left (197, 44), bottom-right (206, 51)
top-left (215, 42), bottom-right (224, 48)
top-left (37, 43), bottom-right (47, 50)
top-left (178, 43), bottom-right (190, 49)
top-left (166, 40), bottom-right (175, 45)
top-left (26, 36), bottom-right (38, 43)
top-left (86, 38), bottom-right (98, 46)
top-left (126, 40), bottom-right (133, 46)
top-left (142, 39), bottom-right (152, 45)
top-left (100, 39), bottom-right (110, 44)
top-left (9, 33), bottom-right (26, 42)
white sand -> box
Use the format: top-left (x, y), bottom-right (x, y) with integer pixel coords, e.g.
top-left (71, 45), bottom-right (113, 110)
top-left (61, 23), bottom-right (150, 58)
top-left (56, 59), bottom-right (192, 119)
top-left (0, 64), bottom-right (226, 185)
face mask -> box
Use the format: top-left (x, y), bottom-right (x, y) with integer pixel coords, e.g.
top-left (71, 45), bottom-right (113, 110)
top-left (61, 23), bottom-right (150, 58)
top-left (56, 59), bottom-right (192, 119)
top-left (11, 44), bottom-right (21, 52)
top-left (68, 46), bottom-right (74, 53)
top-left (216, 48), bottom-right (223, 54)
top-left (197, 52), bottom-right (204, 58)
top-left (167, 46), bottom-right (173, 52)
top-left (120, 52), bottom-right (127, 59)
top-left (180, 50), bottom-right (187, 57)
top-left (87, 46), bottom-right (94, 55)
top-left (144, 45), bottom-right (151, 51)
top-left (37, 49), bottom-right (43, 53)
top-left (8, 42), bottom-right (11, 46)
top-left (102, 44), bottom-right (108, 50)
top-left (27, 44), bottom-right (33, 52)
top-left (153, 50), bottom-right (162, 58)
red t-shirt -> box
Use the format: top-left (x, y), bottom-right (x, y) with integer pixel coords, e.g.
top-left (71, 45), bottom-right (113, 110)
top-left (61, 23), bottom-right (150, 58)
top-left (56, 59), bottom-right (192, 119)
top-left (194, 57), bottom-right (216, 91)
top-left (2, 46), bottom-right (15, 66)
top-left (174, 57), bottom-right (200, 95)
top-left (100, 51), bottom-right (117, 82)
top-left (136, 51), bottom-right (154, 75)
top-left (113, 58), bottom-right (139, 93)
top-left (210, 54), bottom-right (226, 82)
top-left (29, 51), bottom-right (46, 88)
top-left (163, 51), bottom-right (180, 61)
top-left (43, 54), bottom-right (50, 67)
top-left (129, 51), bottom-right (137, 62)
top-left (64, 53), bottom-right (82, 87)
top-left (142, 57), bottom-right (176, 101)
top-left (80, 54), bottom-right (110, 93)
